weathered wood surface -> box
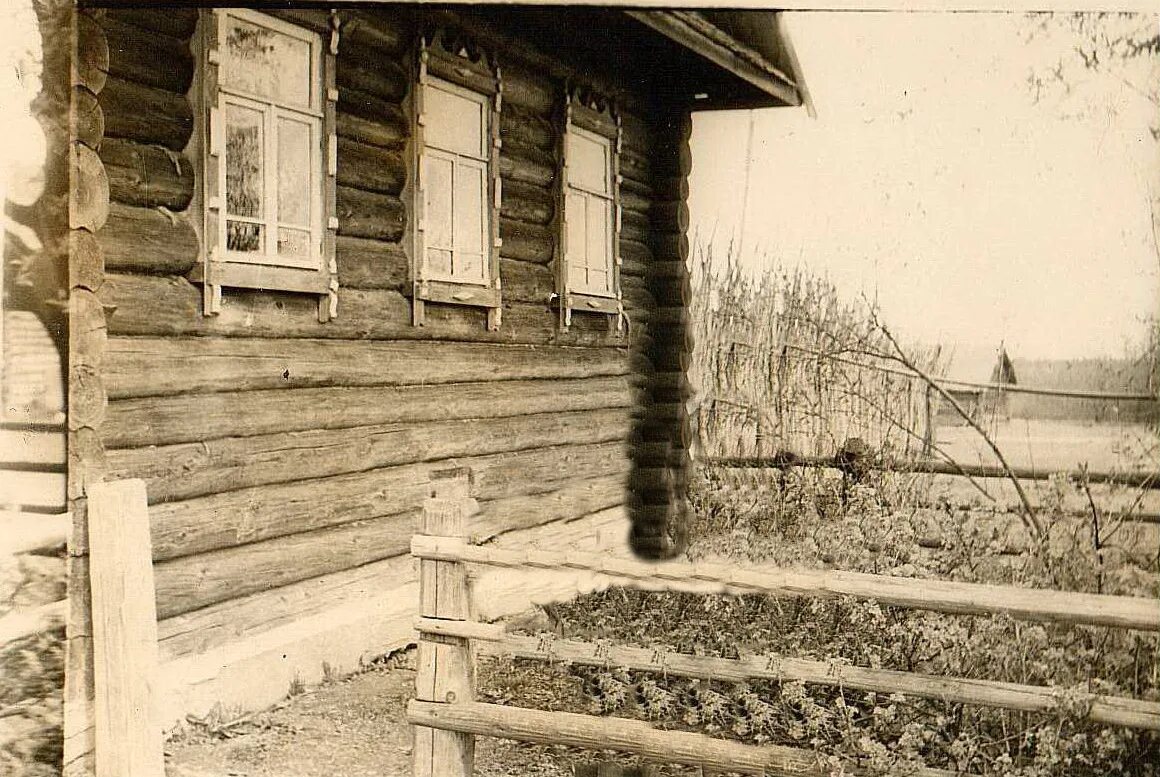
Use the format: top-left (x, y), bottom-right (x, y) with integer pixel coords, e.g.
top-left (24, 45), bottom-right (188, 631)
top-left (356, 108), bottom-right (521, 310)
top-left (156, 553), bottom-right (413, 663)
top-left (414, 472), bottom-right (475, 777)
top-left (100, 77), bottom-right (191, 150)
top-left (73, 86), bottom-right (105, 149)
top-left (100, 137), bottom-right (194, 210)
top-left (341, 9), bottom-right (411, 55)
top-left (73, 13), bottom-right (109, 95)
top-left (101, 16), bottom-right (193, 94)
top-left (154, 512), bottom-right (417, 618)
top-left (337, 54), bottom-right (408, 104)
top-left (104, 7), bottom-right (198, 38)
top-left (498, 258), bottom-right (552, 303)
top-left (501, 180), bottom-right (554, 226)
top-left (416, 539), bottom-right (1160, 633)
top-left (501, 65), bottom-right (554, 114)
top-left (500, 218), bottom-right (553, 264)
top-left (337, 138), bottom-right (406, 195)
top-left (104, 335), bottom-right (626, 398)
top-left (337, 87), bottom-right (408, 141)
top-left (500, 149), bottom-right (555, 189)
top-left (335, 235), bottom-right (408, 290)
top-left (98, 273), bottom-right (619, 347)
top-left (105, 375), bottom-right (630, 447)
top-left (98, 206), bottom-right (198, 275)
top-left (337, 185), bottom-right (406, 241)
top-left (87, 480), bottom-right (164, 777)
top-left (149, 457), bottom-right (623, 563)
top-left (69, 143), bottom-right (109, 232)
top-left (500, 108), bottom-right (553, 151)
top-left (107, 407), bottom-right (630, 503)
top-left (407, 702), bottom-right (835, 777)
top-left (476, 634), bottom-right (1160, 731)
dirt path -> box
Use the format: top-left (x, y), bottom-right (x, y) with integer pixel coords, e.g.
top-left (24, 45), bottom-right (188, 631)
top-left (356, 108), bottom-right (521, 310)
top-left (164, 651), bottom-right (578, 777)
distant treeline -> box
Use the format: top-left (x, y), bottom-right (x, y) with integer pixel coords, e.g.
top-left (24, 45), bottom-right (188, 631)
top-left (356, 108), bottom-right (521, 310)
top-left (1007, 357), bottom-right (1158, 423)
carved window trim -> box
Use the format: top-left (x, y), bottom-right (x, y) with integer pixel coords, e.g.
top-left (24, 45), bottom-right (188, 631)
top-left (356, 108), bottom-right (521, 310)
top-left (555, 86), bottom-right (624, 332)
top-left (411, 28), bottom-right (503, 331)
top-left (191, 7), bottom-right (340, 321)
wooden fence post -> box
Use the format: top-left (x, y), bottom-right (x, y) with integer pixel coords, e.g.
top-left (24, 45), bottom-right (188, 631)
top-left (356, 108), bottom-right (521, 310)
top-left (414, 468), bottom-right (476, 777)
top-left (922, 385), bottom-right (934, 458)
top-left (87, 478), bottom-right (164, 777)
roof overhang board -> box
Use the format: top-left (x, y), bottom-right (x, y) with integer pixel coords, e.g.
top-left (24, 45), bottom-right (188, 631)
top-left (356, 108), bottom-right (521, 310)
top-left (626, 10), bottom-right (801, 109)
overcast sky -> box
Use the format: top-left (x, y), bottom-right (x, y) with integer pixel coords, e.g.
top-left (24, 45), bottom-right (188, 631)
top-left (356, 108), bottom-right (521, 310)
top-left (689, 12), bottom-right (1159, 363)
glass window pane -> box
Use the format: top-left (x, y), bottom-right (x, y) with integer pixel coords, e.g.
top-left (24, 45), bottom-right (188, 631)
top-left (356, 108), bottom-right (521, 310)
top-left (454, 163), bottom-right (485, 256)
top-left (424, 84), bottom-right (485, 157)
top-left (426, 248), bottom-right (452, 277)
top-left (277, 117), bottom-right (312, 227)
top-left (586, 197), bottom-right (611, 275)
top-left (568, 131), bottom-right (609, 194)
top-left (225, 103), bottom-right (263, 219)
top-left (456, 253), bottom-right (485, 283)
top-left (277, 227), bottom-right (311, 260)
top-left (227, 221), bottom-right (263, 253)
top-left (223, 14), bottom-right (312, 106)
top-left (424, 155), bottom-right (454, 249)
top-left (565, 192), bottom-right (587, 268)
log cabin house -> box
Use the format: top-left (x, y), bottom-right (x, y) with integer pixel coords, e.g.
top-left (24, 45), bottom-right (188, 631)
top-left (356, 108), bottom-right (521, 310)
top-left (65, 3), bottom-right (808, 763)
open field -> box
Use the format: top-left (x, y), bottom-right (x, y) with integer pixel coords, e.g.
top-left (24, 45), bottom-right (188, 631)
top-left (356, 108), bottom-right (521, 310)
top-left (935, 419), bottom-right (1157, 475)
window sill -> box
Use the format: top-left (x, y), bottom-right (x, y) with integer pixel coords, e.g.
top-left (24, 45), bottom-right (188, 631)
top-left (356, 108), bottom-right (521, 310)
top-left (558, 292), bottom-right (621, 316)
top-left (414, 280), bottom-right (501, 309)
top-left (190, 260), bottom-right (331, 295)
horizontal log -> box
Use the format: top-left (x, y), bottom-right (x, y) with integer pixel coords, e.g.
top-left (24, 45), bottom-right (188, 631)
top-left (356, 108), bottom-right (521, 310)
top-left (108, 407), bottom-right (631, 503)
top-left (335, 235), bottom-right (408, 290)
top-left (652, 232), bottom-right (689, 262)
top-left (148, 440), bottom-right (627, 561)
top-left (476, 637), bottom-right (1160, 731)
top-left (337, 185), bottom-right (406, 241)
top-left (337, 52), bottom-right (408, 104)
top-left (407, 702), bottom-right (830, 777)
top-left (73, 86), bottom-right (105, 149)
top-left (104, 8), bottom-right (198, 39)
top-left (500, 147), bottom-right (556, 189)
top-left (416, 539), bottom-right (1160, 633)
top-left (74, 13), bottom-right (109, 94)
top-left (618, 239), bottom-right (652, 273)
top-left (98, 274), bottom-right (622, 348)
top-left (336, 107), bottom-right (407, 150)
top-left (100, 138), bottom-right (194, 210)
top-left (653, 176), bottom-right (689, 201)
top-left (620, 209), bottom-right (649, 244)
top-left (157, 552), bottom-right (413, 662)
top-left (338, 86), bottom-right (408, 137)
top-left (337, 138), bottom-right (406, 195)
top-left (264, 8), bottom-right (331, 34)
top-left (500, 107), bottom-right (553, 151)
top-left (500, 218), bottom-right (553, 264)
top-left (618, 149), bottom-right (652, 187)
top-left (501, 180), bottom-right (554, 226)
top-left (498, 258), bottom-right (552, 303)
top-left (341, 10), bottom-right (411, 56)
top-left (471, 474), bottom-right (624, 543)
top-left (98, 203), bottom-right (199, 275)
top-left (619, 189), bottom-right (650, 217)
top-left (154, 512), bottom-right (415, 618)
top-left (105, 374), bottom-right (631, 448)
top-left (100, 77), bottom-right (192, 150)
top-left (501, 65), bottom-right (554, 114)
top-left (104, 334), bottom-right (626, 399)
top-left (153, 471), bottom-right (622, 575)
top-left (101, 16), bottom-right (193, 94)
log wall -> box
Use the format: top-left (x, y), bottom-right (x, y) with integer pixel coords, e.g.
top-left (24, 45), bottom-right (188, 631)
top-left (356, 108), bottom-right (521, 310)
top-left (78, 6), bottom-right (688, 727)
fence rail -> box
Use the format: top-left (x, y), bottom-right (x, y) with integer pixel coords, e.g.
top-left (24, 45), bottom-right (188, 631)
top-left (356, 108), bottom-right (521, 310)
top-left (408, 470), bottom-right (1160, 777)
top-left (708, 453), bottom-right (1160, 490)
top-left (410, 535), bottom-right (1160, 631)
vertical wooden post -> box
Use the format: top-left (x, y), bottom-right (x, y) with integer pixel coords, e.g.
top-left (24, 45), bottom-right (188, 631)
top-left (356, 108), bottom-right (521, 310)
top-left (87, 478), bottom-right (164, 777)
top-left (414, 468), bottom-right (476, 777)
top-left (922, 385), bottom-right (934, 459)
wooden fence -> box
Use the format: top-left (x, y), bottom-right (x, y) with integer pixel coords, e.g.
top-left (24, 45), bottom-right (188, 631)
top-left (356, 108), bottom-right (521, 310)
top-left (409, 470), bottom-right (1160, 777)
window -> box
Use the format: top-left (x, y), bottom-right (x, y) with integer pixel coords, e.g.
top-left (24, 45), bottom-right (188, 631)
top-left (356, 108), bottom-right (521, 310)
top-left (557, 94), bottom-right (623, 329)
top-left (194, 8), bottom-right (339, 320)
top-left (412, 33), bottom-right (502, 330)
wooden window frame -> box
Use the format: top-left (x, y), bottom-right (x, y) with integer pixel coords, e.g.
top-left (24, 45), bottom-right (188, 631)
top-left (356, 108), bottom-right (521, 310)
top-left (555, 90), bottom-right (624, 332)
top-left (191, 8), bottom-right (339, 322)
top-left (411, 31), bottom-right (503, 331)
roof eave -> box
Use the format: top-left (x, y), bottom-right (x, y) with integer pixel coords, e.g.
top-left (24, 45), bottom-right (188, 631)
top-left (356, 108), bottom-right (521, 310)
top-left (626, 9), bottom-right (801, 110)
